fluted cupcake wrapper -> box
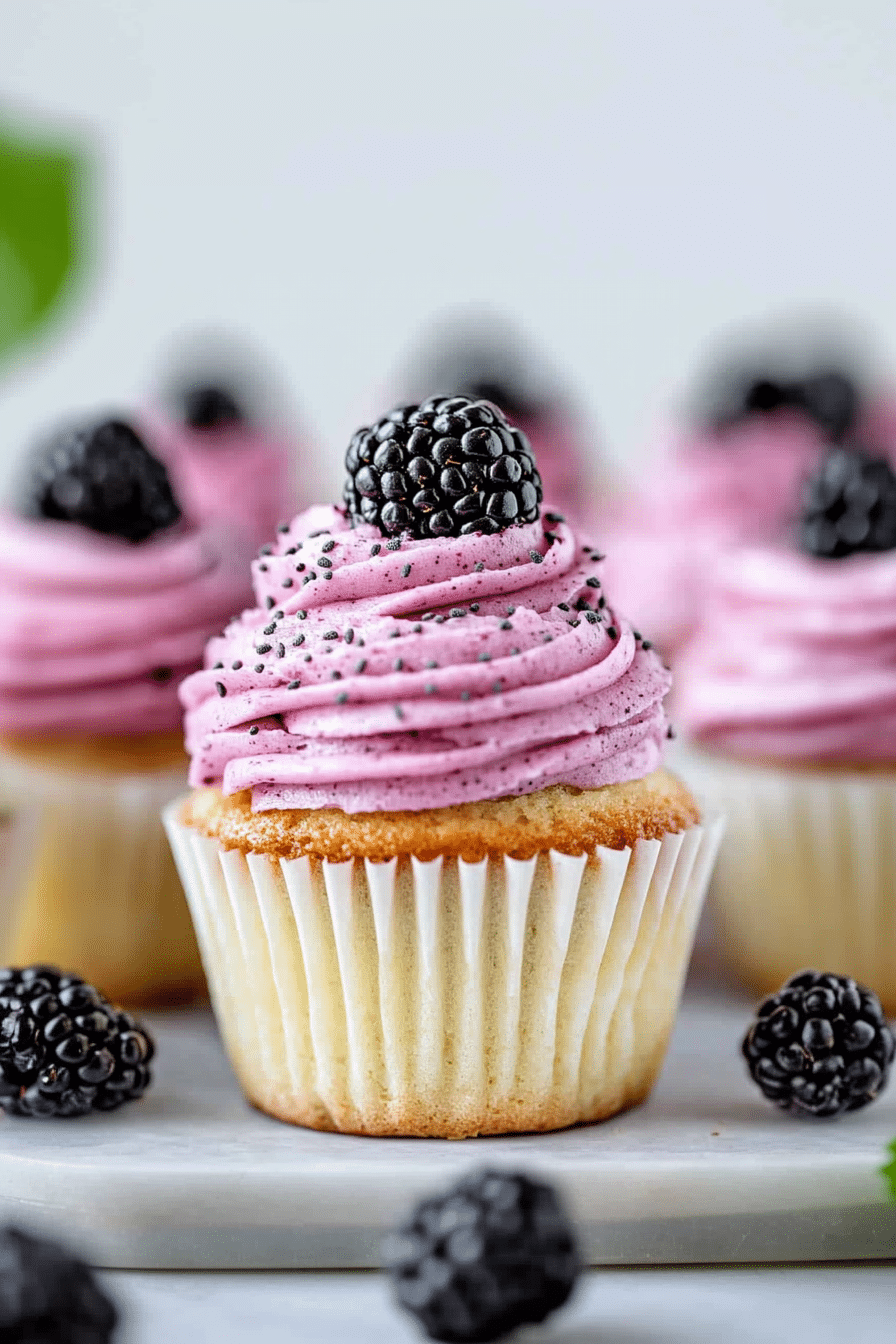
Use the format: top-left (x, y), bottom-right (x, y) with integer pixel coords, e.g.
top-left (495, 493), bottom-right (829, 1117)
top-left (682, 748), bottom-right (896, 1013)
top-left (166, 801), bottom-right (723, 1137)
top-left (0, 749), bottom-right (205, 1006)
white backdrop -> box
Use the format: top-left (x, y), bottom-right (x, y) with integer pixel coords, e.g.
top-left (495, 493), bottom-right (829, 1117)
top-left (3, 0), bottom-right (896, 501)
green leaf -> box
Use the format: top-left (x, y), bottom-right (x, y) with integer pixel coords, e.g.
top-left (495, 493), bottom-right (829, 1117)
top-left (0, 116), bottom-right (90, 363)
top-left (881, 1138), bottom-right (896, 1201)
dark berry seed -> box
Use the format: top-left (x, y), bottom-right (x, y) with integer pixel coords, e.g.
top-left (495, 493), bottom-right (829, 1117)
top-left (215, 682), bottom-right (227, 697)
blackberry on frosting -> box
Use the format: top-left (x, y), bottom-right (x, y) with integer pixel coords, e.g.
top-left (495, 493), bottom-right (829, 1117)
top-left (800, 446), bottom-right (896, 559)
top-left (343, 395), bottom-right (542, 540)
top-left (26, 417), bottom-right (182, 543)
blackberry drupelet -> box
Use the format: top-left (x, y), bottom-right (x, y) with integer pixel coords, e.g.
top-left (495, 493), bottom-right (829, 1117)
top-left (742, 970), bottom-right (895, 1118)
top-left (27, 417), bottom-right (181, 543)
top-left (384, 1169), bottom-right (580, 1343)
top-left (0, 1225), bottom-right (118, 1343)
top-left (180, 383), bottom-right (245, 431)
top-left (800, 446), bottom-right (896, 558)
top-left (343, 395), bottom-right (542, 540)
top-left (0, 966), bottom-right (154, 1119)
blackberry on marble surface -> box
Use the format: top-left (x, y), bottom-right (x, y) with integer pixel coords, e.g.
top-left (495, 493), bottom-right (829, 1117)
top-left (26, 417), bottom-right (181, 543)
top-left (800, 446), bottom-right (896, 558)
top-left (742, 970), bottom-right (894, 1118)
top-left (343, 396), bottom-right (542, 539)
top-left (0, 1225), bottom-right (118, 1342)
top-left (0, 966), bottom-right (154, 1118)
top-left (384, 1169), bottom-right (579, 1342)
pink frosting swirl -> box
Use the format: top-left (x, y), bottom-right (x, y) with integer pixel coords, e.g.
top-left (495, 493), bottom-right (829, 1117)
top-left (181, 506), bottom-right (672, 813)
top-left (146, 414), bottom-right (299, 549)
top-left (599, 412), bottom-right (825, 655)
top-left (676, 545), bottom-right (896, 762)
top-left (0, 514), bottom-right (255, 736)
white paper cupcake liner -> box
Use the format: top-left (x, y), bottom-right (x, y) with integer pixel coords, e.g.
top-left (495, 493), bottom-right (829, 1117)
top-left (0, 747), bottom-right (204, 1006)
top-left (165, 800), bottom-right (723, 1137)
top-left (682, 748), bottom-right (896, 1011)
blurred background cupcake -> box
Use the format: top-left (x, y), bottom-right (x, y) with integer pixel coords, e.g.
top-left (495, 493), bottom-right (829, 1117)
top-left (144, 330), bottom-right (305, 550)
top-left (394, 312), bottom-right (603, 531)
top-left (599, 322), bottom-right (896, 659)
top-left (675, 442), bottom-right (896, 1011)
top-left (0, 413), bottom-right (254, 1005)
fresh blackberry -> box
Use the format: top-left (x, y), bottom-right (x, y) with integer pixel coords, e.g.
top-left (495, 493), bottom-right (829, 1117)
top-left (0, 966), bottom-right (154, 1119)
top-left (742, 971), bottom-right (895, 1118)
top-left (27, 417), bottom-right (181, 543)
top-left (800, 446), bottom-right (896, 558)
top-left (180, 383), bottom-right (245, 431)
top-left (343, 396), bottom-right (543, 540)
top-left (0, 1225), bottom-right (118, 1342)
top-left (794, 368), bottom-right (860, 441)
top-left (383, 1169), bottom-right (580, 1343)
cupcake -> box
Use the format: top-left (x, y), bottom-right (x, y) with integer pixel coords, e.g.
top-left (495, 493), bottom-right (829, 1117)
top-left (676, 445), bottom-right (896, 1011)
top-left (0, 416), bottom-right (254, 1005)
top-left (148, 377), bottom-right (299, 550)
top-left (397, 317), bottom-right (599, 529)
top-left (165, 394), bottom-right (722, 1137)
top-left (600, 356), bottom-right (887, 657)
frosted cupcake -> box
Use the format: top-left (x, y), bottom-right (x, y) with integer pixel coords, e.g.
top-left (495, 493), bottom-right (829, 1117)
top-left (600, 362), bottom-right (874, 657)
top-left (0, 416), bottom-right (254, 1005)
top-left (148, 379), bottom-right (298, 549)
top-left (166, 394), bottom-right (722, 1137)
top-left (677, 445), bottom-right (896, 1011)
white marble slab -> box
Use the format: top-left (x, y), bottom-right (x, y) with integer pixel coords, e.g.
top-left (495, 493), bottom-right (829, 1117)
top-left (109, 1266), bottom-right (896, 1344)
top-left (0, 971), bottom-right (894, 1269)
